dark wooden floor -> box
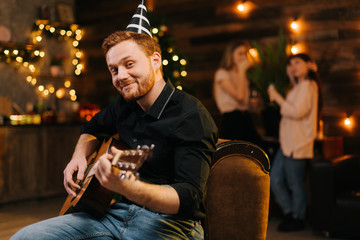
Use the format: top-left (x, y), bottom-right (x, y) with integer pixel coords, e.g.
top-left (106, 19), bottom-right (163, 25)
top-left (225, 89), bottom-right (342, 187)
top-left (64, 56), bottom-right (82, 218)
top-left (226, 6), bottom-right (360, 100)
top-left (0, 196), bottom-right (344, 240)
top-left (0, 196), bottom-right (66, 240)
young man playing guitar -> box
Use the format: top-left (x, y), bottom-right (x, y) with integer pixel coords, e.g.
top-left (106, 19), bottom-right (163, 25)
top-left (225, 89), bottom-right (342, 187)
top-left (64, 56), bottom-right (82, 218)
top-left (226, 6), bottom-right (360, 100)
top-left (11, 2), bottom-right (218, 240)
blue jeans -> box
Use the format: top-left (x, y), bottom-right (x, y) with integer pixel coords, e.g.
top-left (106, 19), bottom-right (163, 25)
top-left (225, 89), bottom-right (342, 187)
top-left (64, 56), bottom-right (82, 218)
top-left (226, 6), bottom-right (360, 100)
top-left (270, 149), bottom-right (307, 220)
top-left (11, 202), bottom-right (204, 240)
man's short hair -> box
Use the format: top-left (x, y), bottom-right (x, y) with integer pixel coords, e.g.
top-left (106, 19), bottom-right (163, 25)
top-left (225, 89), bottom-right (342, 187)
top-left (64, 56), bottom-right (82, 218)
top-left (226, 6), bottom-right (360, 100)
top-left (102, 31), bottom-right (161, 57)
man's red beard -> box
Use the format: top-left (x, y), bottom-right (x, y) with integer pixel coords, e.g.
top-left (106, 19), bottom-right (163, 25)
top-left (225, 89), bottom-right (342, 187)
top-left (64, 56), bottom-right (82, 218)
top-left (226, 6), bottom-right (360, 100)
top-left (119, 71), bottom-right (155, 102)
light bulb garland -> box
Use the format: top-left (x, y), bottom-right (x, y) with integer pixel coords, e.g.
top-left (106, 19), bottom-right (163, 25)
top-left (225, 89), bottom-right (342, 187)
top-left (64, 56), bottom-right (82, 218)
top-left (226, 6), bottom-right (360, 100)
top-left (0, 42), bottom-right (44, 71)
top-left (33, 20), bottom-right (83, 77)
top-left (29, 19), bottom-right (83, 101)
top-left (151, 25), bottom-right (187, 90)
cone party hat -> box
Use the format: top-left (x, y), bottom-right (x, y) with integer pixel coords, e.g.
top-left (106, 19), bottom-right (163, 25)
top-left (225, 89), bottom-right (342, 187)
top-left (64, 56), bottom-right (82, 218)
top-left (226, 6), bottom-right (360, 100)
top-left (126, 0), bottom-right (152, 37)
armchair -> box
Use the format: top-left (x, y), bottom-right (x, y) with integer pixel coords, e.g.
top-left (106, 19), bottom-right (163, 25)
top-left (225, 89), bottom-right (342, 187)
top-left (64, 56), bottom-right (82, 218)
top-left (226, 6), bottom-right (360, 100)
top-left (310, 154), bottom-right (360, 238)
top-left (204, 140), bottom-right (270, 240)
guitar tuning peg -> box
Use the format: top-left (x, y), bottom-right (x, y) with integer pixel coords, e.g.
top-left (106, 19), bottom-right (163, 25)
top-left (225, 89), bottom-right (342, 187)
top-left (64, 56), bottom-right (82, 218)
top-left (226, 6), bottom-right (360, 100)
top-left (150, 144), bottom-right (155, 149)
top-left (137, 145), bottom-right (141, 149)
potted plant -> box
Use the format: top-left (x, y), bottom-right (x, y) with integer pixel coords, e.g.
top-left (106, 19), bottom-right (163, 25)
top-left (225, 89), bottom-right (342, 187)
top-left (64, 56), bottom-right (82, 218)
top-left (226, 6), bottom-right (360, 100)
top-left (247, 29), bottom-right (290, 138)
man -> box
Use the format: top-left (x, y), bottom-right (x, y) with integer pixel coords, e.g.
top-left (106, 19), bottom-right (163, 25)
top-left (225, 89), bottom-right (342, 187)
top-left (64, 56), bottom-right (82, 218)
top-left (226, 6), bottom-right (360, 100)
top-left (11, 2), bottom-right (218, 240)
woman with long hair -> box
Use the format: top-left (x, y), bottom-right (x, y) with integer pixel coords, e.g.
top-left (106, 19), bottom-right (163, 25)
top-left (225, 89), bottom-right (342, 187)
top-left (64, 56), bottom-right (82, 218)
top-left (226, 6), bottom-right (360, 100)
top-left (213, 41), bottom-right (262, 145)
top-left (268, 53), bottom-right (323, 232)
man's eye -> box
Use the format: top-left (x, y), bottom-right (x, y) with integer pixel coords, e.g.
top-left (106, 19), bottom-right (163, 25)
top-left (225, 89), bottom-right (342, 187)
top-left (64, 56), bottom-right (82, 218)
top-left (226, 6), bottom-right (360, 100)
top-left (111, 68), bottom-right (118, 74)
top-left (126, 62), bottom-right (134, 68)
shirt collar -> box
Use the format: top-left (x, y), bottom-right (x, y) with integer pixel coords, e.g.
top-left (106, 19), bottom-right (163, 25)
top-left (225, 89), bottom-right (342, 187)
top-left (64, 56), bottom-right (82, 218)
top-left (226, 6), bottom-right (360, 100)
top-left (147, 78), bottom-right (176, 119)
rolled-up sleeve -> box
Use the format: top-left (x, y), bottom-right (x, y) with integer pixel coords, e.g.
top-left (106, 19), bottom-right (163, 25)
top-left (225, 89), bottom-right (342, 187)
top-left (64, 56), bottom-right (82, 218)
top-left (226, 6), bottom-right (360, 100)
top-left (170, 107), bottom-right (218, 218)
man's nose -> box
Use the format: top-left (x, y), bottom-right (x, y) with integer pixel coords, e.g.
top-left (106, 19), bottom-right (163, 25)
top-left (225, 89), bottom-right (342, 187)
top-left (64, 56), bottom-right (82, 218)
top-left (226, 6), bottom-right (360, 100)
top-left (117, 68), bottom-right (128, 80)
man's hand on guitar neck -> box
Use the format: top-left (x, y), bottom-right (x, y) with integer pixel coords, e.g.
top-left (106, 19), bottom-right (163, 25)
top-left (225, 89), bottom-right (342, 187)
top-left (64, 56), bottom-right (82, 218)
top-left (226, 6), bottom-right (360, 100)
top-left (94, 146), bottom-right (138, 193)
top-left (94, 146), bottom-right (181, 215)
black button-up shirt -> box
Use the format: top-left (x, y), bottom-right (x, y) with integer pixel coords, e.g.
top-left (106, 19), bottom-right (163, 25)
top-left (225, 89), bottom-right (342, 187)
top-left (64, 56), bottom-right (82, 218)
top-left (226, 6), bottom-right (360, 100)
top-left (81, 79), bottom-right (218, 219)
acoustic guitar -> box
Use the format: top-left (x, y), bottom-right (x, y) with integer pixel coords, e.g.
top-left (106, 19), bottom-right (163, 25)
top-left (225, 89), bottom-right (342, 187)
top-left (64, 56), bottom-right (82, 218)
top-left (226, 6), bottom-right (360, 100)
top-left (59, 137), bottom-right (153, 216)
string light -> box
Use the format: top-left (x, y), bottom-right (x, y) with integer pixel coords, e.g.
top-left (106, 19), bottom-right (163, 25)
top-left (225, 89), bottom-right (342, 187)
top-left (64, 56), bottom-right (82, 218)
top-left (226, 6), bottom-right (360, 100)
top-left (172, 55), bottom-right (179, 61)
top-left (291, 45), bottom-right (299, 54)
top-left (180, 59), bottom-right (187, 65)
top-left (152, 28), bottom-right (159, 34)
top-left (237, 3), bottom-right (245, 12)
top-left (290, 20), bottom-right (299, 31)
top-left (29, 20), bottom-right (84, 100)
top-left (150, 24), bottom-right (187, 90)
top-left (235, 0), bottom-right (254, 15)
top-left (289, 42), bottom-right (306, 55)
top-left (345, 117), bottom-right (351, 126)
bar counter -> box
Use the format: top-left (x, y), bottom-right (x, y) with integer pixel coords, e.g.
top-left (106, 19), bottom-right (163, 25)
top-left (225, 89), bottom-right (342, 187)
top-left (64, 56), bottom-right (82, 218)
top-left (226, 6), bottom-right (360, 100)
top-left (0, 124), bottom-right (81, 204)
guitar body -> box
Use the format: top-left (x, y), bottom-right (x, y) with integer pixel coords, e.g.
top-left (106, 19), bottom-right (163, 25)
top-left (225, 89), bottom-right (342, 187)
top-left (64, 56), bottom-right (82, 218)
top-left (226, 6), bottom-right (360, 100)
top-left (59, 137), bottom-right (152, 216)
top-left (59, 137), bottom-right (115, 216)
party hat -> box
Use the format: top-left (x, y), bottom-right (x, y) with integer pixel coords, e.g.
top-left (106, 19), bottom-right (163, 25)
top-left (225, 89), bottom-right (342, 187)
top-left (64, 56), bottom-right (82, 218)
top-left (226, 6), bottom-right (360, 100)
top-left (126, 0), bottom-right (152, 37)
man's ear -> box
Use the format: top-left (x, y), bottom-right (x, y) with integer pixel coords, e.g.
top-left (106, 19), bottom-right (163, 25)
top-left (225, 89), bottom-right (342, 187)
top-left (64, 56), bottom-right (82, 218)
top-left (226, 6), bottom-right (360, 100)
top-left (151, 52), bottom-right (162, 71)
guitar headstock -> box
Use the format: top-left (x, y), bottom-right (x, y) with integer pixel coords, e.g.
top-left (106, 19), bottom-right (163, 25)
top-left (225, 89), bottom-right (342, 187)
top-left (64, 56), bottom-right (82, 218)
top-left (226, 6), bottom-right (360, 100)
top-left (111, 144), bottom-right (154, 174)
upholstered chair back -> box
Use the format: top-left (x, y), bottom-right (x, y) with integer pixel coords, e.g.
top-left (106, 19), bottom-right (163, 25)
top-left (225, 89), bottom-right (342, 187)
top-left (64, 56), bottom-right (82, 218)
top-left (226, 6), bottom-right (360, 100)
top-left (204, 140), bottom-right (270, 240)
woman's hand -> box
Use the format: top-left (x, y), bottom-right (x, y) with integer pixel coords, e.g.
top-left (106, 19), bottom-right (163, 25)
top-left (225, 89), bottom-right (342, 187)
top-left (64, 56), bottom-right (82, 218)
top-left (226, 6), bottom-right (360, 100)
top-left (236, 58), bottom-right (252, 73)
top-left (267, 84), bottom-right (285, 106)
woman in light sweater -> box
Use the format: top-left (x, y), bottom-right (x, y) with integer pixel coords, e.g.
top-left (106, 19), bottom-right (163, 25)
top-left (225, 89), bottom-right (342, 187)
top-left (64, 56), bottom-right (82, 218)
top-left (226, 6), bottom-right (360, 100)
top-left (213, 41), bottom-right (262, 145)
top-left (268, 53), bottom-right (323, 232)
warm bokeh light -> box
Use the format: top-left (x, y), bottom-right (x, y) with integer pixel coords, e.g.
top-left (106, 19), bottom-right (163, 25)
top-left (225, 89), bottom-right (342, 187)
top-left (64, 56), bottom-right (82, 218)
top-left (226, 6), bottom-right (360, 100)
top-left (237, 3), bottom-right (245, 12)
top-left (48, 86), bottom-right (55, 93)
top-left (76, 64), bottom-right (83, 70)
top-left (172, 55), bottom-right (179, 61)
top-left (290, 20), bottom-right (300, 32)
top-left (75, 51), bottom-right (82, 58)
top-left (152, 28), bottom-right (159, 34)
top-left (248, 48), bottom-right (260, 63)
top-left (235, 1), bottom-right (254, 15)
top-left (180, 59), bottom-right (187, 65)
top-left (75, 69), bottom-right (81, 75)
top-left (56, 88), bottom-right (66, 99)
top-left (31, 78), bottom-right (37, 85)
top-left (64, 80), bottom-right (71, 88)
top-left (345, 117), bottom-right (351, 126)
top-left (291, 45), bottom-right (299, 54)
top-left (343, 116), bottom-right (356, 131)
